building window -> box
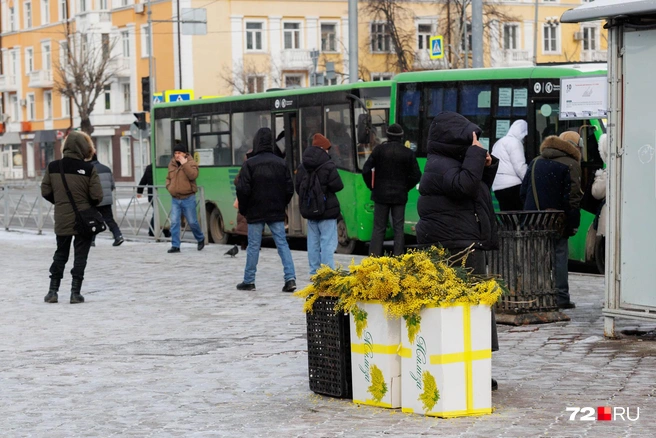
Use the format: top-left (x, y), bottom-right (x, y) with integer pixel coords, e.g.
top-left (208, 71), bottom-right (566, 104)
top-left (11, 94), bottom-right (20, 122)
top-left (543, 24), bottom-right (558, 53)
top-left (417, 24), bottom-right (432, 50)
top-left (371, 73), bottom-right (393, 81)
top-left (284, 22), bottom-right (301, 50)
top-left (284, 74), bottom-right (302, 88)
top-left (583, 26), bottom-right (597, 51)
top-left (81, 34), bottom-right (88, 55)
top-left (102, 33), bottom-right (110, 60)
top-left (10, 51), bottom-right (19, 83)
top-left (9, 7), bottom-right (17, 32)
top-left (104, 85), bottom-right (111, 110)
top-left (61, 95), bottom-right (70, 117)
top-left (371, 23), bottom-right (391, 53)
top-left (59, 0), bottom-right (68, 21)
top-left (27, 94), bottom-right (36, 121)
top-left (24, 2), bottom-right (33, 29)
top-left (123, 83), bottom-right (131, 111)
top-left (120, 137), bottom-right (132, 177)
top-left (79, 0), bottom-right (87, 13)
top-left (59, 41), bottom-right (69, 66)
top-left (42, 42), bottom-right (52, 73)
top-left (99, 0), bottom-right (108, 9)
top-left (245, 22), bottom-right (263, 51)
top-left (44, 91), bottom-right (53, 119)
top-left (503, 24), bottom-right (518, 50)
top-left (246, 76), bottom-right (265, 94)
top-left (321, 23), bottom-right (336, 52)
top-left (121, 30), bottom-right (130, 57)
top-left (41, 0), bottom-right (50, 25)
top-left (461, 22), bottom-right (472, 51)
top-left (141, 25), bottom-right (150, 57)
top-left (25, 48), bottom-right (34, 73)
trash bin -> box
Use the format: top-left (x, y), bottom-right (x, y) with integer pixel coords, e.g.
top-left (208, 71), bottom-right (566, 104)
top-left (489, 211), bottom-right (571, 325)
top-left (306, 297), bottom-right (352, 398)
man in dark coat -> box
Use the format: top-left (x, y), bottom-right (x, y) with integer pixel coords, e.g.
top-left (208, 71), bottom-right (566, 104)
top-left (295, 133), bottom-right (344, 276)
top-left (89, 155), bottom-right (123, 246)
top-left (41, 131), bottom-right (104, 304)
top-left (521, 131), bottom-right (583, 309)
top-left (236, 127), bottom-right (296, 292)
top-left (362, 124), bottom-right (421, 256)
top-left (415, 111), bottom-right (500, 390)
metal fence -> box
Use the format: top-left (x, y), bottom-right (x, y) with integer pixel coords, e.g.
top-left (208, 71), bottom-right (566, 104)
top-left (1, 184), bottom-right (208, 244)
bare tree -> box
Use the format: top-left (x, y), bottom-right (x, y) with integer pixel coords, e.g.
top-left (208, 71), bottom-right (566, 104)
top-left (54, 31), bottom-right (120, 135)
top-left (219, 56), bottom-right (284, 94)
top-left (362, 0), bottom-right (415, 73)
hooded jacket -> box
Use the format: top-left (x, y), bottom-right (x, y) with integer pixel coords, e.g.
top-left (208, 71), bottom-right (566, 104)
top-left (166, 153), bottom-right (199, 199)
top-left (236, 127), bottom-right (294, 224)
top-left (361, 139), bottom-right (421, 205)
top-left (415, 111), bottom-right (500, 250)
top-left (521, 135), bottom-right (582, 235)
top-left (491, 120), bottom-right (528, 191)
top-left (90, 155), bottom-right (115, 207)
top-left (295, 145), bottom-right (344, 220)
top-left (41, 131), bottom-right (104, 236)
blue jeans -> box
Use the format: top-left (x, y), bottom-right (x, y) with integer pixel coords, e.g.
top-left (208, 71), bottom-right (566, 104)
top-left (307, 219), bottom-right (338, 275)
top-left (170, 195), bottom-right (205, 248)
top-left (554, 237), bottom-right (570, 303)
top-left (244, 221), bottom-right (295, 284)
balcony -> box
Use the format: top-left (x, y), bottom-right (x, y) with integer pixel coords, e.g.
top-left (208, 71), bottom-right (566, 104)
top-left (28, 70), bottom-right (54, 88)
top-left (75, 10), bottom-right (112, 31)
top-left (413, 50), bottom-right (447, 70)
top-left (581, 50), bottom-right (607, 62)
top-left (502, 49), bottom-right (532, 66)
top-left (109, 57), bottom-right (131, 77)
top-left (280, 50), bottom-right (312, 71)
top-left (0, 75), bottom-right (18, 92)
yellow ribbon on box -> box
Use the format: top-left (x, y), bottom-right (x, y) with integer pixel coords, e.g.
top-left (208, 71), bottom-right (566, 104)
top-left (351, 343), bottom-right (399, 355)
top-left (398, 303), bottom-right (492, 417)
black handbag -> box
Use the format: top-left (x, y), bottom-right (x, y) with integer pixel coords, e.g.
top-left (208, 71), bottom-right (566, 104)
top-left (59, 161), bottom-right (107, 236)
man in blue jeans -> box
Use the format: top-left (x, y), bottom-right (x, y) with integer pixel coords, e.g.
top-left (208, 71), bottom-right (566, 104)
top-left (165, 142), bottom-right (205, 253)
top-left (236, 127), bottom-right (296, 292)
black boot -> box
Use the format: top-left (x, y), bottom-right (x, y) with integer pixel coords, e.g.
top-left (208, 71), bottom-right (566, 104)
top-left (70, 278), bottom-right (85, 304)
top-left (44, 278), bottom-right (60, 303)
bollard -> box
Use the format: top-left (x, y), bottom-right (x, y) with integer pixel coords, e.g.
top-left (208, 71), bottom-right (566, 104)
top-left (489, 211), bottom-right (571, 325)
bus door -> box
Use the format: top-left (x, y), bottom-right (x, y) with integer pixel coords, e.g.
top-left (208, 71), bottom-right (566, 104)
top-left (273, 110), bottom-right (304, 237)
top-left (170, 119), bottom-right (192, 154)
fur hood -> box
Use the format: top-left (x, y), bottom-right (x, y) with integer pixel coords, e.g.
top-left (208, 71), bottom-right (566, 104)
top-left (540, 135), bottom-right (581, 162)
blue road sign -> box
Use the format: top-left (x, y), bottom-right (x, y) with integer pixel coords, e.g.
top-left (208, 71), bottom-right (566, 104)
top-left (430, 36), bottom-right (444, 60)
top-left (165, 89), bottom-right (195, 102)
top-left (152, 93), bottom-right (163, 104)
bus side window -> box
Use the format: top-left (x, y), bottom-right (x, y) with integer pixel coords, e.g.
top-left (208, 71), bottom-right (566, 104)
top-left (300, 106), bottom-right (323, 153)
top-left (325, 104), bottom-right (355, 172)
top-left (155, 117), bottom-right (172, 167)
top-left (232, 111), bottom-right (271, 164)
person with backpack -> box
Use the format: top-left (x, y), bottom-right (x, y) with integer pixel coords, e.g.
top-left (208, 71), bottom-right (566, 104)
top-left (89, 154), bottom-right (124, 247)
top-left (295, 133), bottom-right (344, 276)
top-left (362, 124), bottom-right (422, 256)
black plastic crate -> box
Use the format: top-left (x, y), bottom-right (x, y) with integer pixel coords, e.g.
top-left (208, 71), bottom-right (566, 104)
top-left (306, 297), bottom-right (352, 399)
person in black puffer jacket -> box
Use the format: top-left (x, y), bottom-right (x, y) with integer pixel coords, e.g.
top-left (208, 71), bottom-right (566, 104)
top-left (295, 133), bottom-right (344, 276)
top-left (362, 124), bottom-right (421, 256)
top-left (236, 127), bottom-right (296, 292)
top-left (416, 111), bottom-right (500, 390)
top-left (89, 155), bottom-right (123, 247)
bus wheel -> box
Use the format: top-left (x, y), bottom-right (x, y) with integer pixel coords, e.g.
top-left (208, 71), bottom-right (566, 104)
top-left (207, 206), bottom-right (229, 244)
top-left (595, 235), bottom-right (605, 274)
top-left (336, 216), bottom-right (356, 254)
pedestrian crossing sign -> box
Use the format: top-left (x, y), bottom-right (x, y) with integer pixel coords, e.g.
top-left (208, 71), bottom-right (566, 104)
top-left (164, 89), bottom-right (195, 103)
top-left (430, 36), bottom-right (444, 60)
top-left (152, 93), bottom-right (163, 104)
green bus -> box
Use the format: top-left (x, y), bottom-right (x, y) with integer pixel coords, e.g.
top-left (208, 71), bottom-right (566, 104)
top-left (390, 66), bottom-right (606, 270)
top-left (150, 81), bottom-right (391, 253)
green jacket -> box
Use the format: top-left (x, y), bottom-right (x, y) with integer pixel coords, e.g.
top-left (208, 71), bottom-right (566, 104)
top-left (41, 132), bottom-right (104, 236)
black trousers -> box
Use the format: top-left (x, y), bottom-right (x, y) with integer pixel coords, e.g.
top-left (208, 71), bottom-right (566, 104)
top-left (451, 248), bottom-right (500, 352)
top-left (95, 205), bottom-right (121, 240)
top-left (49, 234), bottom-right (93, 281)
top-left (370, 203), bottom-right (405, 256)
top-left (494, 185), bottom-right (523, 211)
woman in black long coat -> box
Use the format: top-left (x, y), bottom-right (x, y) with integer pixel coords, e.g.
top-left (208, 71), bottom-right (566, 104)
top-left (416, 111), bottom-right (500, 390)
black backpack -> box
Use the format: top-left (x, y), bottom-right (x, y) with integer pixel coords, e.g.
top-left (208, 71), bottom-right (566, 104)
top-left (299, 163), bottom-right (328, 219)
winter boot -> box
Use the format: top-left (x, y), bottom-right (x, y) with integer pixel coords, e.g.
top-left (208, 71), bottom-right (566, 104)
top-left (70, 278), bottom-right (85, 304)
top-left (44, 278), bottom-right (61, 303)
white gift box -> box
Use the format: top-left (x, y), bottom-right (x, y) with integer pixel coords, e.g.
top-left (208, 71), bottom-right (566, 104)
top-left (400, 304), bottom-right (492, 417)
top-left (349, 301), bottom-right (402, 408)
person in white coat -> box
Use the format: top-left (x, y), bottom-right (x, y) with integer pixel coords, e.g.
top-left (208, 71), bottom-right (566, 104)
top-left (491, 120), bottom-right (528, 211)
top-left (591, 134), bottom-right (608, 237)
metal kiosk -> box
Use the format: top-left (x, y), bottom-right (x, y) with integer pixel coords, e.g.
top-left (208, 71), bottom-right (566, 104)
top-left (562, 0), bottom-right (656, 337)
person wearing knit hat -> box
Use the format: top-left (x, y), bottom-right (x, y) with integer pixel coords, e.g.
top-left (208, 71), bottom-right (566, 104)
top-left (362, 124), bottom-right (422, 256)
top-left (295, 132), bottom-right (344, 276)
top-left (166, 139), bottom-right (205, 253)
top-left (521, 131), bottom-right (583, 310)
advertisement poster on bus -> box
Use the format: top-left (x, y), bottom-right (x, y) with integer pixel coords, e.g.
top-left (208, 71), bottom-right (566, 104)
top-left (559, 75), bottom-right (608, 120)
